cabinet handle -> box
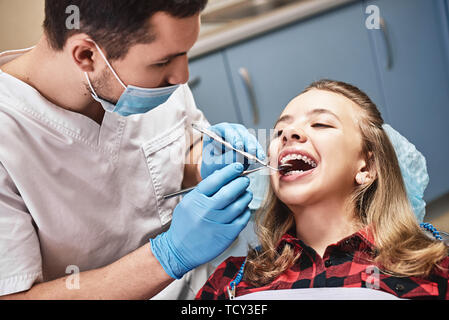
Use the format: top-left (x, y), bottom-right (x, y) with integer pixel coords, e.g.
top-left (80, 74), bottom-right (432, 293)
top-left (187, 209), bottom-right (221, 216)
top-left (188, 76), bottom-right (201, 89)
top-left (380, 17), bottom-right (393, 70)
top-left (238, 67), bottom-right (260, 126)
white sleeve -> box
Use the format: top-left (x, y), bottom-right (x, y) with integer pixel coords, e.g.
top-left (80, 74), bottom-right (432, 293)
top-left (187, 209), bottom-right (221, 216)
top-left (0, 162), bottom-right (42, 296)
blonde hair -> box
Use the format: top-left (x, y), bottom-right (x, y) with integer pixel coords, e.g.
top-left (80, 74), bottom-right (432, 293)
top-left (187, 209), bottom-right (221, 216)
top-left (244, 79), bottom-right (448, 286)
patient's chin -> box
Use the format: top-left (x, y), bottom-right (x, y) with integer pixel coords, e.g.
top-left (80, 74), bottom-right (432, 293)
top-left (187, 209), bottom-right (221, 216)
top-left (275, 187), bottom-right (315, 206)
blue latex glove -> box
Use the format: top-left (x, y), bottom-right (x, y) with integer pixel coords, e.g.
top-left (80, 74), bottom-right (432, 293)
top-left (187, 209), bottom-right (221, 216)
top-left (201, 123), bottom-right (266, 179)
top-left (150, 163), bottom-right (253, 279)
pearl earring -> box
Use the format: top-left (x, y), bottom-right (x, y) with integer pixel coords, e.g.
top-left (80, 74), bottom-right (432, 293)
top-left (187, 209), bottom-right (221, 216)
top-left (357, 174), bottom-right (367, 185)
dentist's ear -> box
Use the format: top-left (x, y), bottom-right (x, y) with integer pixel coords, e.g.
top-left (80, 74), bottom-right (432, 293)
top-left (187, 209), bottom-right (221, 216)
top-left (66, 35), bottom-right (97, 73)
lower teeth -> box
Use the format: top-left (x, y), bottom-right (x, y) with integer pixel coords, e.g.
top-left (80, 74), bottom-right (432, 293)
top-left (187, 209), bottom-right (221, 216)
top-left (284, 170), bottom-right (304, 176)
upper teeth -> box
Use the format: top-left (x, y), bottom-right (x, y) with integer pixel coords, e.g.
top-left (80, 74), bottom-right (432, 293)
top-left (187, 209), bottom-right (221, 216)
top-left (280, 153), bottom-right (317, 168)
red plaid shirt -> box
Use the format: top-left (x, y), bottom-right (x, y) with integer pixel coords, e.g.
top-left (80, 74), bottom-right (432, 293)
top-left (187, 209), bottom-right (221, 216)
top-left (196, 229), bottom-right (449, 300)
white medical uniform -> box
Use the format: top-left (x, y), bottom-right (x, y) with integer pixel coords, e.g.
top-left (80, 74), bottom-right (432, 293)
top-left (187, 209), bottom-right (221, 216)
top-left (0, 48), bottom-right (212, 297)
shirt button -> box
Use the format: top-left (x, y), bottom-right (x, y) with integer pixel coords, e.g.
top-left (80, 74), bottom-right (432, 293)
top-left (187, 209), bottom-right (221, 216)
top-left (395, 283), bottom-right (405, 292)
top-left (325, 259), bottom-right (332, 268)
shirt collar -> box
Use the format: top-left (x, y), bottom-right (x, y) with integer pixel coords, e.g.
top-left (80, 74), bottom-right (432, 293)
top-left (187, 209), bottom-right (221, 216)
top-left (277, 225), bottom-right (377, 255)
top-left (0, 48), bottom-right (125, 150)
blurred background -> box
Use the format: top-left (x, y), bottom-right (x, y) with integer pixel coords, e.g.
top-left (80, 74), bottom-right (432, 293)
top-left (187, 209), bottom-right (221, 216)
top-left (0, 0), bottom-right (45, 52)
top-left (1, 0), bottom-right (449, 232)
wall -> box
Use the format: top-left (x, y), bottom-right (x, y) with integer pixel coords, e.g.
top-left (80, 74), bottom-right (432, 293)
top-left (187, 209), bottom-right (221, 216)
top-left (0, 0), bottom-right (227, 52)
top-left (0, 0), bottom-right (45, 52)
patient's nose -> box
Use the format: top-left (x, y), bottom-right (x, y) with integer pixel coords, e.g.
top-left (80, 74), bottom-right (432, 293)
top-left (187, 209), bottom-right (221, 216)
top-left (282, 127), bottom-right (307, 144)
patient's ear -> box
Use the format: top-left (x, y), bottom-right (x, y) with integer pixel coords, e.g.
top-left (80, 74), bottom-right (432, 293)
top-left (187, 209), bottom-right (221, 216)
top-left (355, 152), bottom-right (376, 185)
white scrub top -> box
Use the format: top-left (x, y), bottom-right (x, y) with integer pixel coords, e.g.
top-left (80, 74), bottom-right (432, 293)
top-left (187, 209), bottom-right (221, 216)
top-left (0, 49), bottom-right (210, 296)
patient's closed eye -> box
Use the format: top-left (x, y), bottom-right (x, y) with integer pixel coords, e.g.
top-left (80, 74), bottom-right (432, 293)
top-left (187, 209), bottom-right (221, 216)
top-left (312, 123), bottom-right (332, 128)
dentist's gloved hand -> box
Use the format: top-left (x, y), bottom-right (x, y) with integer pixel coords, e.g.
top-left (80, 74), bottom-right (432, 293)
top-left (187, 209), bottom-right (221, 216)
top-left (150, 163), bottom-right (253, 279)
top-left (201, 123), bottom-right (266, 179)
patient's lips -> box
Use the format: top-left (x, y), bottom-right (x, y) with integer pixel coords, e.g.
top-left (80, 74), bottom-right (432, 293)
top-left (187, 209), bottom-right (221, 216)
top-left (278, 148), bottom-right (318, 180)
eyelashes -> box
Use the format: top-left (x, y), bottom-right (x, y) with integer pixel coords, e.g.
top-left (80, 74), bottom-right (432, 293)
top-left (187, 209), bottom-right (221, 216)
top-left (311, 123), bottom-right (332, 128)
top-left (273, 123), bottom-right (332, 138)
top-left (154, 60), bottom-right (171, 68)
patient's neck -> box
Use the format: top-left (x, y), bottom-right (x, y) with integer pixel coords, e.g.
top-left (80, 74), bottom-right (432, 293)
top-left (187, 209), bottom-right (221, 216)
top-left (289, 198), bottom-right (359, 258)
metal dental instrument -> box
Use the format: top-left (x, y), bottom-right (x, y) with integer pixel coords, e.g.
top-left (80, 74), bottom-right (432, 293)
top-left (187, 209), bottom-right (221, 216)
top-left (191, 123), bottom-right (282, 171)
top-left (163, 166), bottom-right (273, 200)
top-left (162, 124), bottom-right (291, 200)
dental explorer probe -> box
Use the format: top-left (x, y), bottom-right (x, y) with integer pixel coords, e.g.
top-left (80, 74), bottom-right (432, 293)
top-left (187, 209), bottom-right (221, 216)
top-left (163, 124), bottom-right (291, 200)
top-left (191, 123), bottom-right (281, 171)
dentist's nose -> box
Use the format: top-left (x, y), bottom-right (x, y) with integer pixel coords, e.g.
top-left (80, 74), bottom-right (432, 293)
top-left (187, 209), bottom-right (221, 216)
top-left (282, 126), bottom-right (307, 144)
top-left (167, 56), bottom-right (189, 85)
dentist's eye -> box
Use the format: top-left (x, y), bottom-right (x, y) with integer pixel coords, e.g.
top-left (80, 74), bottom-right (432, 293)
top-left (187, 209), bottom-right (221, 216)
top-left (154, 60), bottom-right (171, 68)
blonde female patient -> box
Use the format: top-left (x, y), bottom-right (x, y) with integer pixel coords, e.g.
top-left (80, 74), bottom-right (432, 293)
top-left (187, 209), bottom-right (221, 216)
top-left (196, 80), bottom-right (449, 300)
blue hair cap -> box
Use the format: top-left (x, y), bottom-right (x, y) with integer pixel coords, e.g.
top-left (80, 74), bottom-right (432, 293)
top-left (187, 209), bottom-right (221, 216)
top-left (248, 124), bottom-right (429, 223)
top-left (382, 124), bottom-right (429, 223)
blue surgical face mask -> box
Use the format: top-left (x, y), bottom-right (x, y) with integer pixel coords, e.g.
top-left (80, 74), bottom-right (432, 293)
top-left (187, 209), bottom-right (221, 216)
top-left (84, 40), bottom-right (180, 117)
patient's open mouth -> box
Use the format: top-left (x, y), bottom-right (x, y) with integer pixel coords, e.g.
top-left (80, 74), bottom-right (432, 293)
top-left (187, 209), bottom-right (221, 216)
top-left (278, 150), bottom-right (318, 177)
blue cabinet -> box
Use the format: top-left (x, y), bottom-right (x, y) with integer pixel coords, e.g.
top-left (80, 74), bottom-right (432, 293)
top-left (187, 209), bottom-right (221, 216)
top-left (366, 0), bottom-right (449, 201)
top-left (188, 51), bottom-right (242, 125)
top-left (224, 1), bottom-right (384, 132)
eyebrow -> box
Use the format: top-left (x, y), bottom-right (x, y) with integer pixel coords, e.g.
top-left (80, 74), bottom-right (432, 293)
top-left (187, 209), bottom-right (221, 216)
top-left (274, 114), bottom-right (294, 128)
top-left (154, 51), bottom-right (188, 63)
top-left (308, 108), bottom-right (341, 122)
top-left (274, 108), bottom-right (341, 128)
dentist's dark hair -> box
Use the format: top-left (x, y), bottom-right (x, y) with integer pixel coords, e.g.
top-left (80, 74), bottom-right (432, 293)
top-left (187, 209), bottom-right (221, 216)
top-left (43, 0), bottom-right (208, 60)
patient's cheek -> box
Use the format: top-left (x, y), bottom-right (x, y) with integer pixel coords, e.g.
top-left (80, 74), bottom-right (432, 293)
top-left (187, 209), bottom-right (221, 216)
top-left (269, 175), bottom-right (280, 196)
top-left (267, 144), bottom-right (279, 166)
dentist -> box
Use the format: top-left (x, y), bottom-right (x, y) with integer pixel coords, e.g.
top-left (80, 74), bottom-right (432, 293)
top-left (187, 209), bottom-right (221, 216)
top-left (0, 0), bottom-right (264, 299)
